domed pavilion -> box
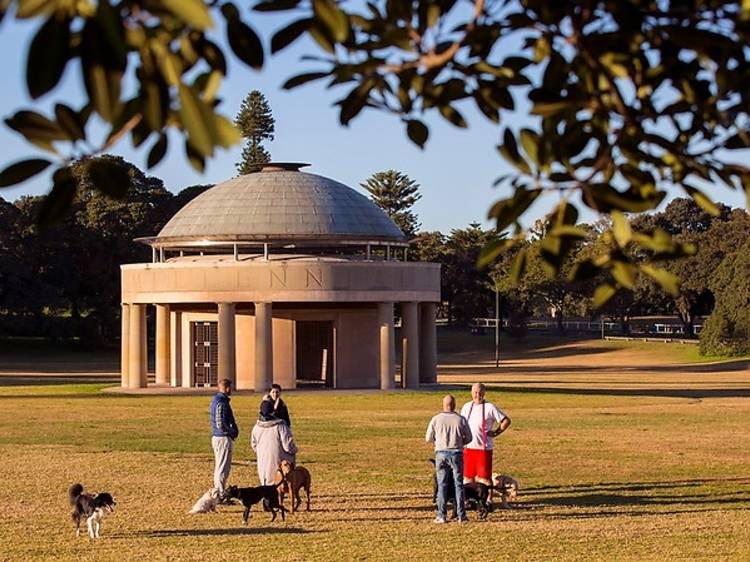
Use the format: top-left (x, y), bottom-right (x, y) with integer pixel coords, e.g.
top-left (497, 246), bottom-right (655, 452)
top-left (120, 163), bottom-right (440, 391)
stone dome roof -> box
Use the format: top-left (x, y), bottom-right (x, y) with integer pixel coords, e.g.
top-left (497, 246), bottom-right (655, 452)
top-left (150, 164), bottom-right (406, 247)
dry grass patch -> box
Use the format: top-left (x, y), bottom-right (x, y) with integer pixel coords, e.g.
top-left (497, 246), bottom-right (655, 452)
top-left (1, 376), bottom-right (750, 560)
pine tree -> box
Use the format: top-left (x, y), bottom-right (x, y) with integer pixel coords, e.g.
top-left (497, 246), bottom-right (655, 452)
top-left (360, 170), bottom-right (422, 237)
top-left (234, 91), bottom-right (275, 175)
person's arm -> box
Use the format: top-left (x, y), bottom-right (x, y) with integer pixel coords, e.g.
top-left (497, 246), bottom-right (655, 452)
top-left (460, 418), bottom-right (473, 445)
top-left (280, 425), bottom-right (298, 456)
top-left (250, 426), bottom-right (258, 452)
top-left (488, 412), bottom-right (511, 437)
top-left (425, 418), bottom-right (435, 443)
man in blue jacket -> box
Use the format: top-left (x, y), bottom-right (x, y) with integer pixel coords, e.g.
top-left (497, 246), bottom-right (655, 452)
top-left (209, 379), bottom-right (239, 499)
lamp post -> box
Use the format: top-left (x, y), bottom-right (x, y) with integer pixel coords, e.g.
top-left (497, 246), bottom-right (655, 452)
top-left (494, 285), bottom-right (500, 368)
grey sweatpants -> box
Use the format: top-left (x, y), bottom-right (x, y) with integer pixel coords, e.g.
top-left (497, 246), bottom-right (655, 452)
top-left (212, 436), bottom-right (233, 495)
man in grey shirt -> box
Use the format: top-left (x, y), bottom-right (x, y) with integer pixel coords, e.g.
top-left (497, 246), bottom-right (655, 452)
top-left (425, 394), bottom-right (473, 523)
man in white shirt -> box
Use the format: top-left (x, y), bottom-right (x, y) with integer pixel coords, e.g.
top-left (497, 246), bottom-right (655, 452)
top-left (460, 382), bottom-right (511, 487)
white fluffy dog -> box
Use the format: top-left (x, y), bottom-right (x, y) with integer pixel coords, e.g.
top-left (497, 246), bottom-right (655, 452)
top-left (491, 473), bottom-right (520, 508)
top-left (190, 488), bottom-right (220, 514)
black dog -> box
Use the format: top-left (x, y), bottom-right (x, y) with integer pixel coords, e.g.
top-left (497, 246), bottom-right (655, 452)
top-left (225, 485), bottom-right (286, 525)
top-left (68, 483), bottom-right (116, 538)
top-left (429, 459), bottom-right (490, 520)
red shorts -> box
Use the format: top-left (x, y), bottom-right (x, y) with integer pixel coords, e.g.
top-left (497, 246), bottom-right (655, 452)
top-left (463, 448), bottom-right (493, 485)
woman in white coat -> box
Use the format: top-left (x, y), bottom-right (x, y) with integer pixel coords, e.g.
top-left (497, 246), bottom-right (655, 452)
top-left (251, 400), bottom-right (297, 485)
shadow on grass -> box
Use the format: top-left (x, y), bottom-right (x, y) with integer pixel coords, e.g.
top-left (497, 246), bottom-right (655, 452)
top-left (138, 526), bottom-right (314, 537)
top-left (0, 376), bottom-right (118, 387)
top-left (460, 385), bottom-right (750, 400)
top-left (530, 476), bottom-right (750, 494)
top-left (440, 359), bottom-right (749, 375)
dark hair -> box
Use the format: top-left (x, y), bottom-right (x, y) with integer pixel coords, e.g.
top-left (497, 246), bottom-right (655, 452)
top-left (218, 379), bottom-right (232, 390)
top-left (270, 383), bottom-right (282, 392)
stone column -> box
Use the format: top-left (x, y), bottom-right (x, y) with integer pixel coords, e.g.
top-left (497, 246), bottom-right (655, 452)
top-left (170, 309), bottom-right (182, 387)
top-left (401, 302), bottom-right (420, 389)
top-left (377, 302), bottom-right (395, 390)
top-left (120, 303), bottom-right (130, 388)
top-left (218, 302), bottom-right (237, 386)
top-left (419, 302), bottom-right (438, 384)
top-left (155, 304), bottom-right (170, 385)
top-left (254, 302), bottom-right (273, 392)
top-left (128, 303), bottom-right (146, 389)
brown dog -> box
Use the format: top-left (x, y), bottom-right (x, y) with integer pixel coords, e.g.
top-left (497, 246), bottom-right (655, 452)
top-left (278, 459), bottom-right (311, 513)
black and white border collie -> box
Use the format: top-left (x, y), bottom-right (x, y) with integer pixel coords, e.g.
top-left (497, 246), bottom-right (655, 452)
top-left (68, 483), bottom-right (116, 538)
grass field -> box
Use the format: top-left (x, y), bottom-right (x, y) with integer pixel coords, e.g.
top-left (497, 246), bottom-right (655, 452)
top-left (0, 337), bottom-right (749, 561)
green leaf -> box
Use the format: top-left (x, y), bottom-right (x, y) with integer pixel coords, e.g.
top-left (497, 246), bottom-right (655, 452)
top-left (213, 114), bottom-right (241, 148)
top-left (86, 157), bottom-right (131, 199)
top-left (83, 63), bottom-right (122, 123)
top-left (178, 84), bottom-right (216, 157)
top-left (611, 260), bottom-right (636, 289)
top-left (271, 18), bottom-right (310, 53)
top-left (5, 110), bottom-right (66, 142)
top-left (640, 265), bottom-right (680, 297)
top-left (531, 100), bottom-right (571, 117)
top-left (477, 238), bottom-right (514, 269)
top-left (593, 283), bottom-right (617, 309)
top-left (0, 158), bottom-right (52, 188)
top-left (548, 225), bottom-right (588, 239)
top-left (225, 13), bottom-right (264, 70)
top-left (509, 249), bottom-right (526, 286)
top-left (15, 0), bottom-right (57, 18)
top-left (282, 71), bottom-right (330, 89)
top-left (185, 140), bottom-right (205, 173)
top-left (253, 0), bottom-right (301, 12)
top-left (438, 104), bottom-right (467, 128)
top-left (497, 129), bottom-right (531, 175)
top-left (312, 0), bottom-right (350, 43)
top-left (519, 128), bottom-right (539, 167)
top-left (682, 183), bottom-right (720, 216)
top-left (338, 80), bottom-right (373, 126)
top-left (487, 187), bottom-right (541, 231)
top-left (54, 104), bottom-right (85, 141)
top-left (26, 16), bottom-right (71, 99)
top-left (611, 211), bottom-right (632, 247)
top-left (406, 119), bottom-right (428, 149)
top-left (569, 258), bottom-right (601, 282)
top-left (161, 0), bottom-right (213, 30)
top-left (632, 229), bottom-right (675, 253)
top-left (37, 166), bottom-right (77, 228)
top-left (147, 134), bottom-right (168, 169)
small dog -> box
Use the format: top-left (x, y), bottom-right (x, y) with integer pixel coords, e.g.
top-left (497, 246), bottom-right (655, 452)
top-left (491, 473), bottom-right (520, 508)
top-left (225, 485), bottom-right (286, 525)
top-left (278, 459), bottom-right (312, 513)
top-left (429, 459), bottom-right (490, 520)
top-left (69, 483), bottom-right (116, 538)
top-left (190, 488), bottom-right (220, 514)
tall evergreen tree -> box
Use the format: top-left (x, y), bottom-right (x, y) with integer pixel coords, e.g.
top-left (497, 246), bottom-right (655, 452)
top-left (234, 91), bottom-right (275, 175)
top-left (360, 170), bottom-right (422, 237)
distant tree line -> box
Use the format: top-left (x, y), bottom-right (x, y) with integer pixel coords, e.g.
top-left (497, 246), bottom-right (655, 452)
top-left (409, 199), bottom-right (750, 357)
top-left (0, 155), bottom-right (212, 344)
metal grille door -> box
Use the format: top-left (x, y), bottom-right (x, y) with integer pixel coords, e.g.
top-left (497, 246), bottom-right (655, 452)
top-left (193, 321), bottom-right (218, 387)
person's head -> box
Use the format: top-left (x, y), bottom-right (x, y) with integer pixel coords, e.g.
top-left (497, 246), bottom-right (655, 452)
top-left (471, 382), bottom-right (486, 404)
top-left (269, 383), bottom-right (282, 401)
top-left (218, 379), bottom-right (232, 396)
top-left (442, 394), bottom-right (456, 412)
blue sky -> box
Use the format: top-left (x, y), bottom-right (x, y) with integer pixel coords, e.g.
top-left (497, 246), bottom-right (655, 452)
top-left (0, 10), bottom-right (745, 233)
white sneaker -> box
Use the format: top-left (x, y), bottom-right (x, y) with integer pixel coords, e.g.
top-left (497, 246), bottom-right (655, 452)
top-left (433, 517), bottom-right (447, 524)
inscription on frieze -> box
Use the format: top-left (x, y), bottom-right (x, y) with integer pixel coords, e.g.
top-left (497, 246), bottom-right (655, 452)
top-left (270, 269), bottom-right (287, 287)
top-left (306, 268), bottom-right (323, 288)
